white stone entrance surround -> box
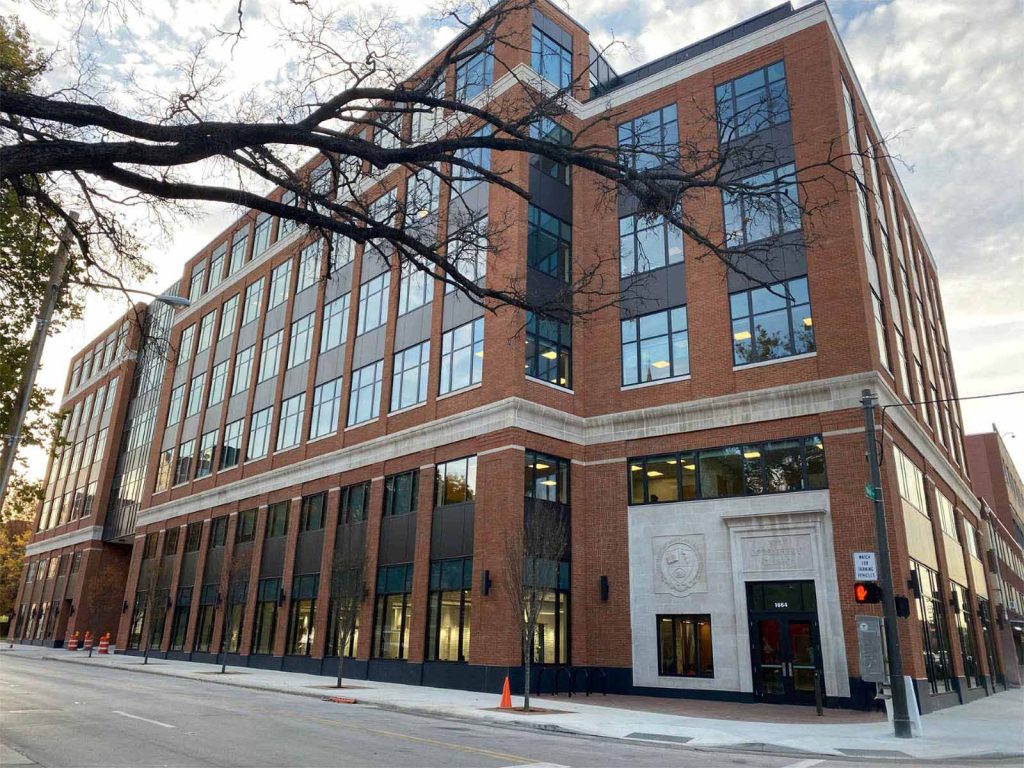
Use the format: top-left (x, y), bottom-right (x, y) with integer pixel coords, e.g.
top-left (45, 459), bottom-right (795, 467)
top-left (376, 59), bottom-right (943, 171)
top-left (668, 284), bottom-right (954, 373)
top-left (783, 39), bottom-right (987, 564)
top-left (628, 489), bottom-right (850, 698)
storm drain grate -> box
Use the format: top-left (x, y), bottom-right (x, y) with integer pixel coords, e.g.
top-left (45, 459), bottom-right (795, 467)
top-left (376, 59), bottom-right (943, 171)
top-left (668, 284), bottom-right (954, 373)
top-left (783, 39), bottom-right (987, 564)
top-left (837, 748), bottom-right (911, 758)
top-left (625, 732), bottom-right (693, 744)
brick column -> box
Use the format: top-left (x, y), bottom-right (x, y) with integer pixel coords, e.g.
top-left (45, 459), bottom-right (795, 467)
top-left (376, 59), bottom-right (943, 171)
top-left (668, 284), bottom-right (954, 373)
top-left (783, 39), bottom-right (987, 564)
top-left (183, 519), bottom-right (212, 653)
top-left (405, 464), bottom-right (436, 662)
top-left (115, 533), bottom-right (148, 648)
top-left (210, 512), bottom-right (240, 660)
top-left (272, 496), bottom-right (303, 656)
top-left (355, 477), bottom-right (384, 659)
top-left (312, 488), bottom-right (341, 660)
top-left (238, 505), bottom-right (268, 656)
top-left (161, 525), bottom-right (186, 651)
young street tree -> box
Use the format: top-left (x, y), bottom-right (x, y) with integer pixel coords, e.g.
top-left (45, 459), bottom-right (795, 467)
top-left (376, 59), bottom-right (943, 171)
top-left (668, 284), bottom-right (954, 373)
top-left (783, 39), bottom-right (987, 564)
top-left (131, 556), bottom-right (162, 665)
top-left (501, 504), bottom-right (568, 711)
top-left (329, 527), bottom-right (367, 689)
top-left (216, 544), bottom-right (253, 674)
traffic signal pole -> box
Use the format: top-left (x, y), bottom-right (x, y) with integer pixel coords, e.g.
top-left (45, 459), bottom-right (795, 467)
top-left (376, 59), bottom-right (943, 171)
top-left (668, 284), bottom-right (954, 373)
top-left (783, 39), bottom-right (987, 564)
top-left (861, 389), bottom-right (913, 738)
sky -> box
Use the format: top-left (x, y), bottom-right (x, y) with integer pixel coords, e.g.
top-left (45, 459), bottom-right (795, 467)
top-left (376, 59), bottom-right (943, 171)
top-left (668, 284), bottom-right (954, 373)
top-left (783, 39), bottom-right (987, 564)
top-left (7, 0), bottom-right (1024, 479)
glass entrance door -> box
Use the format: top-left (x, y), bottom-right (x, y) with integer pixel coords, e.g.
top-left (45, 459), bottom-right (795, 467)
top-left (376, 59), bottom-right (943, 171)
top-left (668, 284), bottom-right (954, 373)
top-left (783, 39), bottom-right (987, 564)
top-left (747, 581), bottom-right (823, 705)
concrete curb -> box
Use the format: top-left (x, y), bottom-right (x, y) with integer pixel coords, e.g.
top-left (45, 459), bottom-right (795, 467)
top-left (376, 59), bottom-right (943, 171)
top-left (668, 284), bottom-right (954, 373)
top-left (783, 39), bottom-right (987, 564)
top-left (30, 652), bottom-right (1024, 762)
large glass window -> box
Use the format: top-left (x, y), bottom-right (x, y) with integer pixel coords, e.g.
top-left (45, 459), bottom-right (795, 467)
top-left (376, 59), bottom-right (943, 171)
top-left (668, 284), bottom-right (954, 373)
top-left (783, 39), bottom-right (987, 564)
top-left (287, 574), bottom-right (319, 656)
top-left (242, 278), bottom-right (264, 326)
top-left (269, 259), bottom-right (292, 309)
top-left (288, 313), bottom-right (314, 368)
top-left (398, 260), bottom-right (432, 315)
top-left (629, 435), bottom-right (827, 505)
top-left (340, 481), bottom-right (371, 524)
top-left (452, 128), bottom-right (490, 195)
top-left (219, 295), bottom-right (238, 340)
top-left (617, 104), bottom-right (678, 171)
top-left (169, 587), bottom-right (193, 651)
top-left (445, 217), bottom-right (488, 294)
top-left (230, 228), bottom-right (248, 274)
top-left (527, 205), bottom-right (571, 281)
top-left (391, 341), bottom-right (430, 411)
top-left (619, 213), bottom-right (683, 276)
top-left (247, 406), bottom-right (273, 460)
top-left (730, 276), bottom-right (814, 365)
top-left (186, 372), bottom-right (205, 417)
top-left (531, 26), bottom-right (572, 88)
top-left (525, 312), bottom-right (571, 388)
top-left (197, 311), bottom-right (216, 353)
top-left (276, 393), bottom-right (305, 451)
top-left (195, 429), bottom-right (218, 479)
top-left (950, 582), bottom-right (980, 689)
top-left (657, 614), bottom-right (714, 677)
top-left (426, 558), bottom-right (473, 662)
top-left (384, 470), bottom-right (418, 517)
top-left (435, 456), bottom-right (477, 506)
top-left (252, 577), bottom-right (281, 655)
top-left (258, 330), bottom-right (283, 382)
top-left (715, 61), bottom-right (789, 140)
top-left (177, 326), bottom-right (195, 367)
top-left (893, 447), bottom-right (927, 514)
top-left (220, 418), bottom-right (243, 470)
top-left (621, 307), bottom-right (689, 385)
top-left (208, 245), bottom-right (226, 290)
top-left (911, 561), bottom-right (955, 694)
top-left (357, 273), bottom-right (390, 335)
top-left (299, 493), bottom-right (326, 532)
top-left (193, 585), bottom-right (218, 652)
top-left (326, 598), bottom-right (359, 658)
top-left (405, 167), bottom-right (440, 223)
top-left (347, 360), bottom-right (383, 426)
top-left (373, 564), bottom-right (413, 659)
top-left (532, 567), bottom-right (570, 665)
top-left (297, 241), bottom-right (321, 292)
top-left (252, 213), bottom-right (273, 258)
top-left (525, 451), bottom-right (570, 504)
top-left (208, 361), bottom-right (228, 406)
top-left (439, 318), bottom-right (483, 395)
top-left (188, 267), bottom-right (205, 303)
top-left (320, 294), bottom-right (350, 352)
top-left (232, 345), bottom-right (254, 395)
top-left (279, 190), bottom-right (299, 237)
top-left (166, 384), bottom-right (185, 426)
top-left (455, 43), bottom-right (493, 102)
top-left (236, 509), bottom-right (257, 543)
top-left (936, 492), bottom-right (958, 540)
top-left (723, 164), bottom-right (800, 246)
top-left (310, 378), bottom-right (342, 440)
top-left (174, 439), bottom-right (195, 485)
top-left (375, 110), bottom-right (403, 150)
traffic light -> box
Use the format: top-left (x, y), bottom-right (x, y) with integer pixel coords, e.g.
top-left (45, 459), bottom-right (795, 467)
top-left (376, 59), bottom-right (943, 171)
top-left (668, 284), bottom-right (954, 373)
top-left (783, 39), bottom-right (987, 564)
top-left (854, 581), bottom-right (883, 604)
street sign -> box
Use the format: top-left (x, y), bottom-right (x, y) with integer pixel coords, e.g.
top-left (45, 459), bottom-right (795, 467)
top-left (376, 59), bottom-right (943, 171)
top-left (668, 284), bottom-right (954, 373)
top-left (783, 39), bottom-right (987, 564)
top-left (854, 551), bottom-right (878, 580)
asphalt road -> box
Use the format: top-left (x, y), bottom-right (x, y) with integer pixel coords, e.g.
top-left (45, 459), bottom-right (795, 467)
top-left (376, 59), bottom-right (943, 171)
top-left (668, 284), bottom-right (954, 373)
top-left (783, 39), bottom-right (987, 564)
top-left (0, 653), bottom-right (1011, 768)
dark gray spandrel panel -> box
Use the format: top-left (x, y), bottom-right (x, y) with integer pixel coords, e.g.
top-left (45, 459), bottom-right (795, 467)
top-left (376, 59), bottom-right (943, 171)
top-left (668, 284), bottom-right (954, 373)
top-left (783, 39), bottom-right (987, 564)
top-left (314, 346), bottom-right (345, 385)
top-left (291, 286), bottom-right (318, 319)
top-left (441, 288), bottom-right (485, 332)
top-left (191, 351), bottom-right (210, 377)
top-left (361, 246), bottom-right (391, 282)
top-left (161, 427), bottom-right (176, 451)
top-left (334, 521), bottom-right (367, 558)
top-left (251, 378), bottom-right (279, 413)
top-left (281, 364), bottom-right (309, 399)
top-left (532, 8), bottom-right (573, 48)
top-left (351, 326), bottom-right (387, 370)
top-left (529, 167), bottom-right (572, 223)
top-left (236, 320), bottom-right (257, 350)
top-left (259, 536), bottom-right (286, 578)
top-left (179, 415), bottom-right (200, 445)
top-left (620, 262), bottom-right (688, 319)
top-left (395, 304), bottom-right (433, 350)
top-left (158, 556), bottom-right (174, 588)
top-left (719, 126), bottom-right (795, 180)
top-left (263, 302), bottom-right (286, 336)
top-left (526, 268), bottom-right (572, 317)
top-left (204, 547), bottom-right (224, 582)
top-left (378, 513), bottom-right (416, 566)
top-left (226, 391), bottom-right (248, 423)
top-left (325, 263), bottom-right (353, 300)
top-left (294, 529), bottom-right (324, 574)
top-left (430, 503), bottom-right (475, 559)
top-left (172, 365), bottom-right (189, 387)
top-left (179, 551), bottom-right (199, 587)
top-left (203, 402), bottom-right (223, 431)
top-left (725, 235), bottom-right (807, 292)
top-left (213, 336), bottom-right (233, 365)
top-left (448, 183), bottom-right (489, 222)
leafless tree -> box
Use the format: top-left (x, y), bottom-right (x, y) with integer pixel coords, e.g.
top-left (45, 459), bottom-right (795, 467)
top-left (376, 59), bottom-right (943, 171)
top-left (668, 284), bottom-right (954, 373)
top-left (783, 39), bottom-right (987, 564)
top-left (329, 525), bottom-right (367, 689)
top-left (501, 504), bottom-right (568, 711)
top-left (0, 0), bottom-right (878, 326)
top-left (133, 560), bottom-right (161, 665)
top-left (216, 545), bottom-right (253, 674)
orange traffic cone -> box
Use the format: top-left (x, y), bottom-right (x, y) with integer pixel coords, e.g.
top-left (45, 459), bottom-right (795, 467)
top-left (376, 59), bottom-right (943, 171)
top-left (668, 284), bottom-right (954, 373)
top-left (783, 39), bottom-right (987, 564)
top-left (499, 676), bottom-right (512, 709)
top-left (97, 632), bottom-right (110, 654)
top-left (83, 631), bottom-right (93, 652)
top-left (68, 631), bottom-right (79, 651)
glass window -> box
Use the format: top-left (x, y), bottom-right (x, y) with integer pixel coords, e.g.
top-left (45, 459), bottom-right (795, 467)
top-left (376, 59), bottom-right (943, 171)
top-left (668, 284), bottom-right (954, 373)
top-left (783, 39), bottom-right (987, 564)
top-left (435, 456), bottom-right (477, 506)
top-left (730, 276), bottom-right (814, 365)
top-left (427, 558), bottom-right (473, 662)
top-left (288, 313), bottom-right (315, 368)
top-left (383, 470), bottom-right (418, 516)
top-left (219, 295), bottom-right (238, 340)
top-left (193, 585), bottom-right (218, 652)
top-left (452, 127), bottom-right (490, 194)
top-left (619, 213), bottom-right (683, 276)
top-left (348, 360), bottom-right (383, 426)
top-left (258, 330), bottom-right (283, 383)
top-left (372, 564), bottom-right (413, 659)
top-left (657, 615), bottom-right (714, 677)
top-left (439, 318), bottom-right (484, 395)
top-left (155, 449), bottom-right (173, 492)
top-left (230, 229), bottom-right (248, 274)
top-left (232, 345), bottom-right (254, 395)
top-left (617, 104), bottom-right (679, 171)
top-left (525, 311), bottom-right (571, 388)
top-left (527, 205), bottom-right (571, 281)
top-left (262, 501), bottom-right (289, 538)
top-left (894, 447), bottom-right (926, 514)
top-left (455, 43), bottom-right (493, 102)
top-left (699, 446), bottom-right (743, 499)
top-left (723, 163), bottom-right (800, 246)
top-left (287, 574), bottom-right (319, 656)
top-left (911, 560), bottom-right (955, 694)
top-left (398, 260), bottom-right (432, 315)
top-left (936, 492), bottom-right (958, 540)
top-left (444, 216), bottom-right (488, 294)
top-left (188, 266), bottom-right (205, 302)
top-left (243, 279), bottom-right (264, 326)
top-left (208, 361), bottom-right (228, 406)
top-left (279, 190), bottom-right (299, 237)
top-left (357, 272), bottom-right (390, 334)
top-left (320, 294), bottom-right (351, 352)
top-left (169, 586), bottom-right (193, 651)
top-left (252, 577), bottom-right (281, 655)
top-left (297, 241), bottom-right (321, 292)
top-left (247, 406), bottom-right (273, 460)
top-left (405, 167), bottom-right (440, 223)
top-left (197, 311), bottom-right (216, 353)
top-left (177, 325), bottom-right (195, 366)
top-left (375, 110), bottom-right (403, 150)
top-left (300, 493), bottom-right (326, 532)
top-left (391, 341), bottom-right (430, 411)
top-left (715, 61), bottom-right (789, 140)
top-left (532, 26), bottom-right (572, 88)
top-left (167, 384), bottom-right (185, 427)
top-left (236, 508), bottom-right (257, 543)
top-left (532, 580), bottom-right (569, 665)
top-left (175, 439), bottom-right (195, 485)
top-left (208, 245), bottom-right (227, 290)
top-left (220, 418), bottom-right (243, 470)
top-left (525, 451), bottom-right (570, 504)
top-left (195, 429), bottom-right (218, 479)
top-left (340, 481), bottom-right (370, 524)
top-left (310, 378), bottom-right (342, 440)
top-left (211, 516), bottom-right (228, 548)
top-left (276, 393), bottom-right (306, 451)
top-left (186, 372), bottom-right (205, 417)
top-left (269, 259), bottom-right (292, 309)
top-left (252, 213), bottom-right (273, 258)
top-left (329, 232), bottom-right (354, 272)
top-left (621, 306), bottom-right (689, 385)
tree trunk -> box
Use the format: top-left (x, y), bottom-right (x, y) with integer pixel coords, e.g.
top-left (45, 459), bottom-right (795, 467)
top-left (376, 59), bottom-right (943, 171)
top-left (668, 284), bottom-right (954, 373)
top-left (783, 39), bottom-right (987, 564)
top-left (336, 648), bottom-right (344, 689)
top-left (523, 629), bottom-right (532, 712)
top-left (218, 604), bottom-right (229, 673)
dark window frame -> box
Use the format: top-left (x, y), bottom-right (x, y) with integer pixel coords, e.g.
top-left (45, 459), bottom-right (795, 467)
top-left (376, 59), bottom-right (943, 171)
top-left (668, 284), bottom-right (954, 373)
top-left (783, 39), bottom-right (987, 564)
top-left (656, 613), bottom-right (714, 678)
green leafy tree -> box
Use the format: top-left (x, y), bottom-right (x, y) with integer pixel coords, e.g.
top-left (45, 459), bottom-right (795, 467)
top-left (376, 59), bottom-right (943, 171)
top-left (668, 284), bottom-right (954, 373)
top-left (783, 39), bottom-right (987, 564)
top-left (0, 477), bottom-right (40, 629)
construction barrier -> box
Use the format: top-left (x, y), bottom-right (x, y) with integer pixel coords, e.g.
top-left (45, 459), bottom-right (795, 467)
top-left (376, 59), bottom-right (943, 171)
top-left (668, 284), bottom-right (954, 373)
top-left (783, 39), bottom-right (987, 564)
top-left (82, 631), bottom-right (93, 652)
top-left (97, 632), bottom-right (110, 654)
top-left (67, 631), bottom-right (80, 651)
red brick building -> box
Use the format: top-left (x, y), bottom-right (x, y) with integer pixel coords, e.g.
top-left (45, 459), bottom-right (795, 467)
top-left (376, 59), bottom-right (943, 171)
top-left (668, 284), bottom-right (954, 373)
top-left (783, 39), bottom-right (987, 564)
top-left (10, 0), bottom-right (1000, 712)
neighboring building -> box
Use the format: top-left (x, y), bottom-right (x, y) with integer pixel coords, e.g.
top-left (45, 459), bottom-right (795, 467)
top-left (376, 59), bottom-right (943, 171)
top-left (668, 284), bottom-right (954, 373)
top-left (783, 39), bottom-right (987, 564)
top-left (9, 0), bottom-right (999, 712)
top-left (967, 427), bottom-right (1024, 686)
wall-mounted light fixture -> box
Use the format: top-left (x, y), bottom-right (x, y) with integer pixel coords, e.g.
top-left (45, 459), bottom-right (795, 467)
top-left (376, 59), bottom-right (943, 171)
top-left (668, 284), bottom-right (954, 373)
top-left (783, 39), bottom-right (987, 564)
top-left (600, 575), bottom-right (610, 602)
top-left (481, 570), bottom-right (492, 596)
top-left (278, 588), bottom-right (287, 607)
top-left (122, 600), bottom-right (129, 614)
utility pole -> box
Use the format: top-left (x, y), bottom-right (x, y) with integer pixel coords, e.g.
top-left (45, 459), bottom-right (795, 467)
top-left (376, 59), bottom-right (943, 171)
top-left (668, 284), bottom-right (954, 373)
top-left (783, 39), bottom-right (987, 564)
top-left (861, 388), bottom-right (913, 738)
top-left (0, 216), bottom-right (78, 509)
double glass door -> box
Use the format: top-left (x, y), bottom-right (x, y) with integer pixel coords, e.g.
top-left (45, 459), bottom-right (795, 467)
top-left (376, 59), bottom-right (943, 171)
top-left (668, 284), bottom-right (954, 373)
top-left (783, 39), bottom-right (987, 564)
top-left (747, 581), bottom-right (822, 705)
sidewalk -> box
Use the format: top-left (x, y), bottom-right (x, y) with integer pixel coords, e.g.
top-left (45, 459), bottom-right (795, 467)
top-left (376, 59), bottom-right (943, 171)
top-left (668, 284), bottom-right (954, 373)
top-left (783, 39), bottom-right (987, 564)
top-left (6, 644), bottom-right (1022, 760)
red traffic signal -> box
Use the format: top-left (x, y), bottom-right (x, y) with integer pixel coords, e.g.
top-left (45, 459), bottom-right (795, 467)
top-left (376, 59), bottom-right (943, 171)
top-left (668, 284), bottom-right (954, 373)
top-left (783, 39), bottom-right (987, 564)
top-left (854, 581), bottom-right (883, 604)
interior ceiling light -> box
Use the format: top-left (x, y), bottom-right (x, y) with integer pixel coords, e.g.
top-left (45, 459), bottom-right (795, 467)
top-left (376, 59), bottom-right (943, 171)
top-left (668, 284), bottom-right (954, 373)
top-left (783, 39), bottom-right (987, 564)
top-left (541, 350), bottom-right (558, 359)
top-left (651, 360), bottom-right (670, 369)
top-left (803, 317), bottom-right (813, 327)
top-left (743, 450), bottom-right (761, 459)
top-left (647, 470), bottom-right (664, 477)
top-left (540, 479), bottom-right (558, 486)
top-left (682, 463), bottom-right (696, 470)
top-left (734, 330), bottom-right (752, 341)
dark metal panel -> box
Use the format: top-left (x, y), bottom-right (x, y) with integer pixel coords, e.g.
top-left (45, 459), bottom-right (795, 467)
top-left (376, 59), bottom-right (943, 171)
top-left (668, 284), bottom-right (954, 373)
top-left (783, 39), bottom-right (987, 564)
top-left (378, 514), bottom-right (417, 565)
top-left (620, 262), bottom-right (688, 319)
top-left (295, 529), bottom-right (325, 574)
top-left (430, 503), bottom-right (475, 559)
